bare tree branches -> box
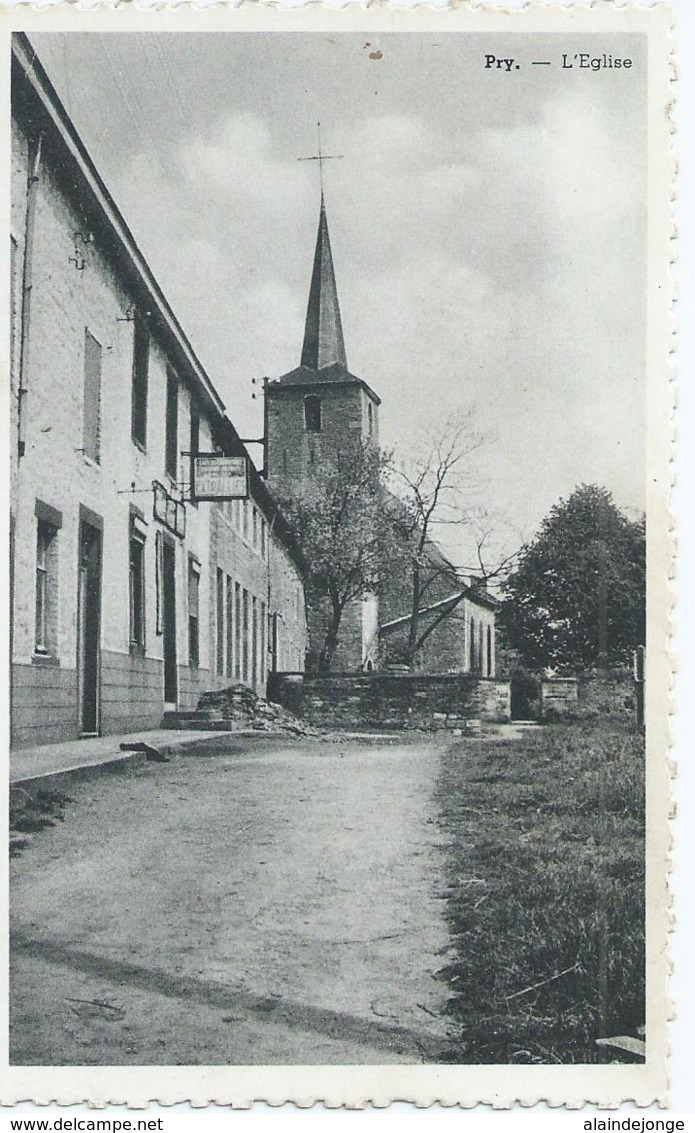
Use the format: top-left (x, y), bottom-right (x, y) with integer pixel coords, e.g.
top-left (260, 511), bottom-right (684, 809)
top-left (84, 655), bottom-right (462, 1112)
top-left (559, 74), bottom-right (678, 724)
top-left (385, 409), bottom-right (490, 662)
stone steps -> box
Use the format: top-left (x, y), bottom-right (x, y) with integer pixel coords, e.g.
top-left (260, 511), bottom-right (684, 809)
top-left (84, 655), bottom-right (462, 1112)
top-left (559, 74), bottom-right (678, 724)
top-left (161, 710), bottom-right (239, 730)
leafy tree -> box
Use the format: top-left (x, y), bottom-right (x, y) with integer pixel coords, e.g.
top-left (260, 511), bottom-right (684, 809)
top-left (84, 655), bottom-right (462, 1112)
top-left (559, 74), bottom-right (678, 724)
top-left (275, 438), bottom-right (396, 672)
top-left (499, 484), bottom-right (645, 670)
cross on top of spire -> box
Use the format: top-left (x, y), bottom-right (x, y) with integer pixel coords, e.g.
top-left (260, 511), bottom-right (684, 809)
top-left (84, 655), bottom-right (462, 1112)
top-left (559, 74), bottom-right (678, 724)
top-left (297, 124), bottom-right (347, 371)
top-left (297, 121), bottom-right (343, 200)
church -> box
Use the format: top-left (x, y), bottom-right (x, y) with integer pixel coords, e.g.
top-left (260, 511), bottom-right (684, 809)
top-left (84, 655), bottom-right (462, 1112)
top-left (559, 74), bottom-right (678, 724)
top-left (264, 189), bottom-right (498, 677)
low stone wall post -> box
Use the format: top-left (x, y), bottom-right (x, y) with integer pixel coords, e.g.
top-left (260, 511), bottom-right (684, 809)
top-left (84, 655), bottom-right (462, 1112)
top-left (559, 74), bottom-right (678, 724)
top-left (539, 677), bottom-right (579, 718)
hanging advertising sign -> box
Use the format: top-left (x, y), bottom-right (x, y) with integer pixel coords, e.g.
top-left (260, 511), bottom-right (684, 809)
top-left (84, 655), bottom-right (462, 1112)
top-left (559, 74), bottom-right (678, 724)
top-left (192, 454), bottom-right (249, 501)
top-left (153, 481), bottom-right (186, 539)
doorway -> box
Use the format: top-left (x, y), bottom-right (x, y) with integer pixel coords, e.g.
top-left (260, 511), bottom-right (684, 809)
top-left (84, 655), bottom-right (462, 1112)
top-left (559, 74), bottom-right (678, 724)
top-left (77, 519), bottom-right (102, 736)
top-left (162, 538), bottom-right (177, 706)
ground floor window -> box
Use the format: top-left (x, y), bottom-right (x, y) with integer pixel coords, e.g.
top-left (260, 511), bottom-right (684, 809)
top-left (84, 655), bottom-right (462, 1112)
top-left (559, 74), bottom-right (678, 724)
top-left (129, 517), bottom-right (147, 649)
top-left (216, 567), bottom-right (225, 675)
top-left (34, 506), bottom-right (61, 655)
top-left (252, 595), bottom-right (258, 687)
top-left (242, 588), bottom-right (250, 684)
top-left (225, 574), bottom-right (234, 679)
top-left (35, 522), bottom-right (54, 651)
top-left (188, 557), bottom-right (200, 667)
top-left (234, 582), bottom-right (242, 681)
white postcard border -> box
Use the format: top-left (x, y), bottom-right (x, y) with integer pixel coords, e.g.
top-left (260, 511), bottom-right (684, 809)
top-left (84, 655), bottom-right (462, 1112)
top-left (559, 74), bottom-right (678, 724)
top-left (0, 0), bottom-right (674, 1109)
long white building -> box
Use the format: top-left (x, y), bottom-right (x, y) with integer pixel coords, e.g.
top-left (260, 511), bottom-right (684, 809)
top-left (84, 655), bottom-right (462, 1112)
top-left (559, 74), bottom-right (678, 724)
top-left (10, 33), bottom-right (307, 749)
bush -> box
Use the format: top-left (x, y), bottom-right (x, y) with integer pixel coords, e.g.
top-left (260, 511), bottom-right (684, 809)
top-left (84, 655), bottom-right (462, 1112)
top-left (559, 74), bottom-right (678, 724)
top-left (511, 667), bottom-right (541, 720)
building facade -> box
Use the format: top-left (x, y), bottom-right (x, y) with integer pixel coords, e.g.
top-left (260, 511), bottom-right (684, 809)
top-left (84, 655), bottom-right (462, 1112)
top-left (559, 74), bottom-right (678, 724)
top-left (10, 34), bottom-right (307, 749)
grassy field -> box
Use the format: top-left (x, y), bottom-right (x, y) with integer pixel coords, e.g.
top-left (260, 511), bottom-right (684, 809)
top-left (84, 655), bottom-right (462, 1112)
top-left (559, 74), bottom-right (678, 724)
top-left (435, 719), bottom-right (645, 1064)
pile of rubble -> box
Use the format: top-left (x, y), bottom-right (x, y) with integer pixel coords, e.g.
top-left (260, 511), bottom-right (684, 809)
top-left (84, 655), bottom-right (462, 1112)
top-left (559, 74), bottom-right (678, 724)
top-left (196, 683), bottom-right (318, 736)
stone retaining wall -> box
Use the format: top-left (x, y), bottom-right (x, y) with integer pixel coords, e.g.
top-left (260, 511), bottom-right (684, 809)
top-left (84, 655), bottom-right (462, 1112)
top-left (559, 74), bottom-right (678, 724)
top-left (267, 671), bottom-right (511, 730)
top-left (577, 670), bottom-right (636, 717)
top-left (539, 671), bottom-right (637, 720)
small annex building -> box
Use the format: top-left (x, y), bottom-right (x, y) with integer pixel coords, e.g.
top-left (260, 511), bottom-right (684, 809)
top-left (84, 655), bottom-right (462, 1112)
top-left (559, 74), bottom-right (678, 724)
top-left (378, 536), bottom-right (498, 677)
top-left (265, 191), bottom-right (498, 676)
top-left (10, 34), bottom-right (307, 749)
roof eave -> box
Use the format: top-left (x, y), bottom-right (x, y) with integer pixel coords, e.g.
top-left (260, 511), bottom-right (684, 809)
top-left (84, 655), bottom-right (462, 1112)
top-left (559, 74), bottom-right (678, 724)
top-left (268, 375), bottom-right (381, 406)
top-left (12, 33), bottom-right (226, 423)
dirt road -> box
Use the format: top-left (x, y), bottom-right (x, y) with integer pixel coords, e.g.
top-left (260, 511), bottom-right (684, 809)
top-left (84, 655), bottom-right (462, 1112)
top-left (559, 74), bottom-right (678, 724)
top-left (11, 737), bottom-right (456, 1065)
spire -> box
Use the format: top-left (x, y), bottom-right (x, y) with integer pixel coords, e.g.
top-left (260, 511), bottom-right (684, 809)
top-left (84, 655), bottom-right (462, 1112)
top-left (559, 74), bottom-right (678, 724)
top-left (300, 196), bottom-right (347, 371)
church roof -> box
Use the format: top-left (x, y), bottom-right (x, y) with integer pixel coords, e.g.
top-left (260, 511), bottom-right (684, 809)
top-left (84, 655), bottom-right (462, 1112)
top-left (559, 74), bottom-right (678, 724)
top-left (270, 198), bottom-right (381, 403)
top-left (268, 361), bottom-right (381, 404)
top-left (301, 197), bottom-right (347, 371)
top-left (379, 585), bottom-right (498, 639)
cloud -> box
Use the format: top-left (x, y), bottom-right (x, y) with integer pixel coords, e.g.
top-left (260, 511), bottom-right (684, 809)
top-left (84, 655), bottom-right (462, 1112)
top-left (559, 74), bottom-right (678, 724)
top-left (87, 68), bottom-right (646, 546)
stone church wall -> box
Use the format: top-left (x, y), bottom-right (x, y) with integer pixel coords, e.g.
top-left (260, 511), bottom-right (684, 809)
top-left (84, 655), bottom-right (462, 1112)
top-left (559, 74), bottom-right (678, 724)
top-left (266, 381), bottom-right (375, 494)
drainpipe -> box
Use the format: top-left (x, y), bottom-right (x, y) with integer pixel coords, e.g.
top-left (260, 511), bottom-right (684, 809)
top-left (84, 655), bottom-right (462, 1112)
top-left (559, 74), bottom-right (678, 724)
top-left (266, 507), bottom-right (278, 676)
top-left (10, 131), bottom-right (42, 743)
top-left (17, 131), bottom-right (43, 460)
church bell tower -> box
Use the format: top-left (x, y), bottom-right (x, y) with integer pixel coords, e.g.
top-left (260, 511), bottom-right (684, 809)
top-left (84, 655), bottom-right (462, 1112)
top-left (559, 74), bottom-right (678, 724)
top-left (265, 195), bottom-right (380, 496)
top-left (264, 191), bottom-right (381, 671)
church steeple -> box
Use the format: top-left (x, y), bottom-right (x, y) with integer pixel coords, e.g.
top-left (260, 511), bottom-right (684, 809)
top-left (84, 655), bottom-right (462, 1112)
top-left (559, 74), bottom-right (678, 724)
top-left (300, 196), bottom-right (347, 371)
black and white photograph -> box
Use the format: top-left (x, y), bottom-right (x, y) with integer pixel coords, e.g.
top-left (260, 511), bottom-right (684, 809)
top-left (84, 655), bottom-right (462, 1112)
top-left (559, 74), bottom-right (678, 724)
top-left (3, 1), bottom-right (672, 1109)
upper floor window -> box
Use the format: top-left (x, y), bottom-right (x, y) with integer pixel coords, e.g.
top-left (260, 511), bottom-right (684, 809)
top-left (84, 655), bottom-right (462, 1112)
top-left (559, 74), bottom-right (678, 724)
top-left (367, 401), bottom-right (374, 437)
top-left (83, 329), bottom-right (102, 463)
top-left (190, 404), bottom-right (200, 457)
top-left (304, 395), bottom-right (321, 433)
top-left (165, 367), bottom-right (178, 480)
top-left (131, 317), bottom-right (149, 449)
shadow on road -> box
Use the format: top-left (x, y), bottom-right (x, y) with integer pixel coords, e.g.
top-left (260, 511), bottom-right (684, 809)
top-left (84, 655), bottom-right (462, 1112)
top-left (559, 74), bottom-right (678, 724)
top-left (11, 933), bottom-right (449, 1065)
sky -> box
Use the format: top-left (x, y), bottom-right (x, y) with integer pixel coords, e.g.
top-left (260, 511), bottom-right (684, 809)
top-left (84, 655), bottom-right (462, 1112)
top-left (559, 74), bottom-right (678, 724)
top-left (30, 30), bottom-right (647, 567)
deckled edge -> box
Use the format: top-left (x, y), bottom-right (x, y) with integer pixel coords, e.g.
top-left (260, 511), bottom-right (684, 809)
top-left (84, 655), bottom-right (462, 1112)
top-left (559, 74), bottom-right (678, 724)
top-left (0, 0), bottom-right (677, 1111)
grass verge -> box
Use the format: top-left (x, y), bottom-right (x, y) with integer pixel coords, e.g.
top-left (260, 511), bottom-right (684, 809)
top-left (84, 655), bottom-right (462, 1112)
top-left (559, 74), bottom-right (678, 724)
top-left (435, 719), bottom-right (644, 1064)
top-left (10, 787), bottom-right (72, 858)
